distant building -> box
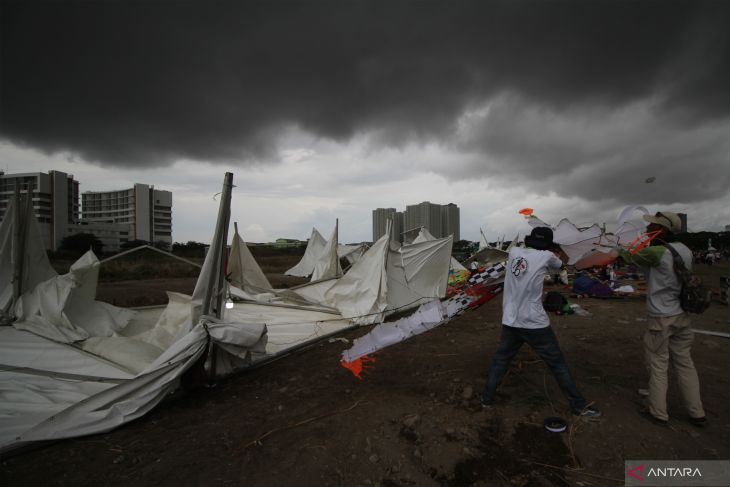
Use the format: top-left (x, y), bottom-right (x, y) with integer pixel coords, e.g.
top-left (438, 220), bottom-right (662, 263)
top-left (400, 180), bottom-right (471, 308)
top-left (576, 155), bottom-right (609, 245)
top-left (0, 170), bottom-right (79, 250)
top-left (66, 220), bottom-right (129, 253)
top-left (374, 201), bottom-right (459, 243)
top-left (372, 208), bottom-right (404, 243)
top-left (441, 203), bottom-right (460, 241)
top-left (405, 202), bottom-right (443, 240)
top-left (81, 183), bottom-right (172, 248)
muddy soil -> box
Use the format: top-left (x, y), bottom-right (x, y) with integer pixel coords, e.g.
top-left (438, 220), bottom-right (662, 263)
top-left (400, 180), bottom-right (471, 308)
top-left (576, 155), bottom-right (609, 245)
top-left (2, 263), bottom-right (729, 486)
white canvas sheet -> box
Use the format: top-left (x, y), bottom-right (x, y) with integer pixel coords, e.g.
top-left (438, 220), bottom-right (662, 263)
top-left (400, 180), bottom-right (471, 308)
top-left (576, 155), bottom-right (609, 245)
top-left (0, 198), bottom-right (58, 313)
top-left (385, 236), bottom-right (453, 314)
top-left (525, 207), bottom-right (648, 264)
top-left (223, 302), bottom-right (352, 356)
top-left (228, 231), bottom-right (272, 291)
top-left (0, 317), bottom-right (268, 453)
top-left (288, 278), bottom-right (339, 306)
top-left (13, 251), bottom-right (136, 343)
top-left (324, 234), bottom-right (389, 325)
top-left (338, 243), bottom-right (367, 265)
top-left (412, 227), bottom-right (465, 272)
top-left (285, 228), bottom-right (326, 277)
top-left (312, 222), bottom-right (342, 281)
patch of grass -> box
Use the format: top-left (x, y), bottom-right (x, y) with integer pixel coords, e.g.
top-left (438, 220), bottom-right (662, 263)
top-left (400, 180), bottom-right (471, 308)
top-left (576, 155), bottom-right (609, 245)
top-left (98, 259), bottom-right (202, 281)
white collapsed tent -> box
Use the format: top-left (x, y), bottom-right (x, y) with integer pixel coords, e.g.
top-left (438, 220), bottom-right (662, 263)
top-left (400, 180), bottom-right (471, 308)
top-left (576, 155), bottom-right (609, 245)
top-left (284, 228), bottom-right (326, 277)
top-left (313, 227), bottom-right (453, 324)
top-left (285, 222), bottom-right (365, 279)
top-left (0, 175), bottom-right (270, 453)
top-left (524, 206), bottom-right (648, 265)
top-left (339, 231), bottom-right (505, 367)
top-left (412, 227), bottom-right (465, 272)
top-left (311, 220), bottom-right (342, 281)
top-left (0, 174), bottom-right (459, 453)
top-left (0, 196), bottom-right (57, 318)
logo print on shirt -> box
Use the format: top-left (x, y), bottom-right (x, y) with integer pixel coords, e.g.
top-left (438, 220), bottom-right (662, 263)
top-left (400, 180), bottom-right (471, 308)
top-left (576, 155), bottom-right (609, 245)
top-left (511, 257), bottom-right (528, 277)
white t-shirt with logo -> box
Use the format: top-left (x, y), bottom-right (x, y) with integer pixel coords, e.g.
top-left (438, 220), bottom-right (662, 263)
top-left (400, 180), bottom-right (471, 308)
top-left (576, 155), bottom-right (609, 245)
top-left (502, 247), bottom-right (562, 329)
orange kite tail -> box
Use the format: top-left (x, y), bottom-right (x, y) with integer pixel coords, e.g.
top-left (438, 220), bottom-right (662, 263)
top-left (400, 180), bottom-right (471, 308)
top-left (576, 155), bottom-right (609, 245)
top-left (340, 355), bottom-right (377, 379)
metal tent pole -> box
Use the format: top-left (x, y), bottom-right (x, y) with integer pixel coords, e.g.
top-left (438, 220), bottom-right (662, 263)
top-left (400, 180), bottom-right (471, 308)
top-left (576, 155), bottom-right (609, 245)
top-left (335, 218), bottom-right (341, 277)
top-left (212, 174), bottom-right (233, 318)
top-left (199, 172), bottom-right (233, 382)
top-left (10, 184), bottom-right (22, 311)
top-left (201, 172), bottom-right (234, 318)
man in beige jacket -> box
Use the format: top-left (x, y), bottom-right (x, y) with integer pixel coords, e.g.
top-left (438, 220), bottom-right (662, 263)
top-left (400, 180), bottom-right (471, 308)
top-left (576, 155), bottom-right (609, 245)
top-left (619, 211), bottom-right (706, 426)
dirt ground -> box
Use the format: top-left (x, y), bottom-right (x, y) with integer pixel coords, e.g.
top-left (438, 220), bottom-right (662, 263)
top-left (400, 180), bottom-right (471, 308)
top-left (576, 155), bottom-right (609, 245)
top-left (2, 263), bottom-right (729, 486)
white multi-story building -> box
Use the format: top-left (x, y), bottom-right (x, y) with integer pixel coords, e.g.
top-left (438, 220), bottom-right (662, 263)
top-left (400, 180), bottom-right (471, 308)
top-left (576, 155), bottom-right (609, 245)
top-left (66, 220), bottom-right (130, 253)
top-left (373, 201), bottom-right (460, 243)
top-left (81, 183), bottom-right (173, 247)
top-left (0, 170), bottom-right (79, 250)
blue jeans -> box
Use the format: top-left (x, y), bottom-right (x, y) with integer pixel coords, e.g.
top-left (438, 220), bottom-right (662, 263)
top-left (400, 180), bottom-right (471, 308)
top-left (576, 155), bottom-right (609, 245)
top-left (482, 325), bottom-right (587, 413)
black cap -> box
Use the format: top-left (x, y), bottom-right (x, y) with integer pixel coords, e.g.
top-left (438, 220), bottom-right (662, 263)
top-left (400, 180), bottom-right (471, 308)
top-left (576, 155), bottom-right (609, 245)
top-left (525, 227), bottom-right (554, 250)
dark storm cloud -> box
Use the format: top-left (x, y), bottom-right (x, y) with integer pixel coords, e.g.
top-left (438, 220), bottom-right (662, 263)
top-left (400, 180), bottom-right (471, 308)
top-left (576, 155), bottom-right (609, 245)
top-left (1, 0), bottom-right (728, 177)
top-left (444, 93), bottom-right (730, 203)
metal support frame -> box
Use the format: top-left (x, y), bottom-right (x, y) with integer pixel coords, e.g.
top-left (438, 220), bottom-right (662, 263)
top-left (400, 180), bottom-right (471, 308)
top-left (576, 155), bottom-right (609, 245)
top-left (99, 245), bottom-right (202, 268)
top-left (201, 172), bottom-right (233, 318)
top-left (199, 173), bottom-right (234, 381)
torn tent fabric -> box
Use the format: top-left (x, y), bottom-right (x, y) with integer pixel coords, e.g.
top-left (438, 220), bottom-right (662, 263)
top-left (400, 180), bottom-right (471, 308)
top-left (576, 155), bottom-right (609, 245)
top-left (524, 206), bottom-right (648, 266)
top-left (0, 197), bottom-right (57, 314)
top-left (2, 318), bottom-right (267, 453)
top-left (285, 228), bottom-right (326, 277)
top-left (340, 251), bottom-right (507, 377)
top-left (412, 227), bottom-right (467, 275)
top-left (228, 230), bottom-right (272, 292)
top-left (312, 221), bottom-right (342, 281)
top-left (337, 243), bottom-right (367, 265)
top-left (324, 233), bottom-right (389, 325)
top-left (13, 251), bottom-right (136, 343)
top-left (323, 231), bottom-right (454, 324)
top-left (463, 247), bottom-right (509, 269)
top-left (478, 228), bottom-right (490, 251)
top-left (385, 236), bottom-right (453, 314)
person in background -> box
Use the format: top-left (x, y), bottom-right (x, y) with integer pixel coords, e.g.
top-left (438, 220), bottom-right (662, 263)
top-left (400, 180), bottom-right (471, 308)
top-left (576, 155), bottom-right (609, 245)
top-left (481, 227), bottom-right (601, 418)
top-left (619, 211), bottom-right (705, 427)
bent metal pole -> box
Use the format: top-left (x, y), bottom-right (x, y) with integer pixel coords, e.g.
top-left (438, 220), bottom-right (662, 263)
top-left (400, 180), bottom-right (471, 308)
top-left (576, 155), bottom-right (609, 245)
top-left (201, 172), bottom-right (234, 318)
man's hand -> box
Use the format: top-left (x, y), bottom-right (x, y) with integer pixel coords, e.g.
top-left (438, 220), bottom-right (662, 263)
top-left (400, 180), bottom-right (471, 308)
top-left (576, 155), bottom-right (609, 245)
top-left (551, 245), bottom-right (569, 264)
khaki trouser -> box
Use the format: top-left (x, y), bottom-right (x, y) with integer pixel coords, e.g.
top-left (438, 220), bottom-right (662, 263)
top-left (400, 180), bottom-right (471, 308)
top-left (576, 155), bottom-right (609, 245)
top-left (644, 313), bottom-right (705, 421)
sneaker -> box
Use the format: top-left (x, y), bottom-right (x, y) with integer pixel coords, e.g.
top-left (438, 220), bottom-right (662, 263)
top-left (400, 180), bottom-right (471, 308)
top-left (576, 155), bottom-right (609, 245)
top-left (480, 398), bottom-right (495, 410)
top-left (574, 406), bottom-right (602, 418)
top-left (689, 416), bottom-right (707, 427)
top-left (638, 408), bottom-right (668, 427)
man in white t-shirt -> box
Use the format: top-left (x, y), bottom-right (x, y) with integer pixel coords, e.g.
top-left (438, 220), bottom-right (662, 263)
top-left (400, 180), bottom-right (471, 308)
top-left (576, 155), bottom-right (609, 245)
top-left (481, 226), bottom-right (601, 418)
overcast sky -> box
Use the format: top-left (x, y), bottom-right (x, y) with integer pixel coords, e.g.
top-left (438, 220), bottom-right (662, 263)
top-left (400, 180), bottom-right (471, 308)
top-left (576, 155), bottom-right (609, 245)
top-left (1, 0), bottom-right (729, 244)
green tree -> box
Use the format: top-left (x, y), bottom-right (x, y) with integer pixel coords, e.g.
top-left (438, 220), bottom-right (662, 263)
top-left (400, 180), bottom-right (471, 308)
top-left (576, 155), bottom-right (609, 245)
top-left (60, 232), bottom-right (104, 255)
top-left (120, 239), bottom-right (149, 250)
top-left (172, 241), bottom-right (207, 256)
top-left (153, 240), bottom-right (171, 251)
